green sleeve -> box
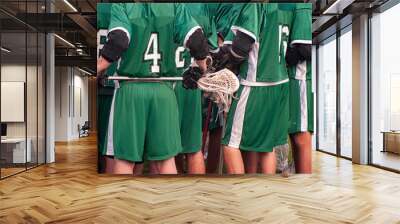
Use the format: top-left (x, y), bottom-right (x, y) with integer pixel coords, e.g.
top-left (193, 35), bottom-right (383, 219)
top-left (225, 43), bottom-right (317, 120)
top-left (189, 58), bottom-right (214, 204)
top-left (207, 16), bottom-right (219, 50)
top-left (108, 3), bottom-right (132, 43)
top-left (290, 3), bottom-right (312, 45)
top-left (97, 4), bottom-right (112, 30)
top-left (174, 3), bottom-right (201, 47)
top-left (231, 3), bottom-right (261, 41)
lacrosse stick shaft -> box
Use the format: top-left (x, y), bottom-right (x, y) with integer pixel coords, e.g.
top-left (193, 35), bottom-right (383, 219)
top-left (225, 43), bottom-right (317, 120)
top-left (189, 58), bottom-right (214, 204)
top-left (218, 113), bottom-right (226, 175)
top-left (107, 76), bottom-right (183, 81)
top-left (201, 100), bottom-right (213, 155)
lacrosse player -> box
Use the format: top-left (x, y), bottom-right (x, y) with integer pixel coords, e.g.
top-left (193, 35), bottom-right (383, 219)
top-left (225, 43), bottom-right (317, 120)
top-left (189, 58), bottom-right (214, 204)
top-left (97, 3), bottom-right (145, 175)
top-left (172, 3), bottom-right (220, 174)
top-left (97, 3), bottom-right (209, 174)
top-left (97, 3), bottom-right (115, 174)
top-left (205, 3), bottom-right (246, 173)
top-left (284, 4), bottom-right (313, 173)
top-left (221, 3), bottom-right (303, 174)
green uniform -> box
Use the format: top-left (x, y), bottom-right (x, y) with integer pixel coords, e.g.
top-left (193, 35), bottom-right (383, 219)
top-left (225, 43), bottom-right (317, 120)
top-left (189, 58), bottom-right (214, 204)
top-left (223, 3), bottom-right (303, 152)
top-left (208, 3), bottom-right (244, 44)
top-left (200, 4), bottom-right (245, 132)
top-left (97, 3), bottom-right (117, 87)
top-left (172, 3), bottom-right (227, 154)
top-left (97, 3), bottom-right (116, 157)
top-left (107, 3), bottom-right (200, 162)
top-left (286, 4), bottom-right (314, 134)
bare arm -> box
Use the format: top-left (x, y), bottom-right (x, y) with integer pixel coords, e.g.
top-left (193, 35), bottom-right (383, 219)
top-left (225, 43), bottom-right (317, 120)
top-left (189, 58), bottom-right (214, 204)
top-left (97, 56), bottom-right (111, 75)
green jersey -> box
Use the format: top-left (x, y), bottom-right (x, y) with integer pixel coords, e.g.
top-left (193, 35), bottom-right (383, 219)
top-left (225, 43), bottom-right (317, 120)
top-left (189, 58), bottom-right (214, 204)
top-left (284, 4), bottom-right (312, 80)
top-left (232, 3), bottom-right (311, 82)
top-left (108, 3), bottom-right (200, 77)
top-left (209, 3), bottom-right (244, 40)
top-left (185, 3), bottom-right (218, 51)
top-left (97, 3), bottom-right (116, 87)
top-left (176, 3), bottom-right (220, 75)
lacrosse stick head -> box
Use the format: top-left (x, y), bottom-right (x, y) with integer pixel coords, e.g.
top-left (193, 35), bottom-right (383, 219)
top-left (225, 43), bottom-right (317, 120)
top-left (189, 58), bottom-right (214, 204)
top-left (197, 68), bottom-right (240, 112)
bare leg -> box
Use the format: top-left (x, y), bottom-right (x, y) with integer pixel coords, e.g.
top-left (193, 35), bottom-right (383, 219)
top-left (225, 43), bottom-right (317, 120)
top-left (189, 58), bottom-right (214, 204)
top-left (104, 156), bottom-right (114, 174)
top-left (259, 150), bottom-right (276, 174)
top-left (186, 151), bottom-right (205, 174)
top-left (223, 146), bottom-right (244, 174)
top-left (113, 158), bottom-right (134, 174)
top-left (133, 163), bottom-right (144, 175)
top-left (242, 151), bottom-right (258, 174)
top-left (290, 132), bottom-right (312, 173)
top-left (152, 157), bottom-right (177, 174)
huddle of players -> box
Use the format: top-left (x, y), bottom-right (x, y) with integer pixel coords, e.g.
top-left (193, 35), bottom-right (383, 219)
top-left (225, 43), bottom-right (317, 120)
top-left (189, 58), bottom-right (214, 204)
top-left (97, 3), bottom-right (313, 175)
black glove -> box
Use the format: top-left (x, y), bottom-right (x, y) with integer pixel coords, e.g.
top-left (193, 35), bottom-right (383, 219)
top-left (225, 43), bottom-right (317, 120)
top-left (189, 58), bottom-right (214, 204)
top-left (211, 45), bottom-right (245, 75)
top-left (182, 66), bottom-right (203, 89)
top-left (285, 45), bottom-right (302, 66)
top-left (285, 44), bottom-right (311, 66)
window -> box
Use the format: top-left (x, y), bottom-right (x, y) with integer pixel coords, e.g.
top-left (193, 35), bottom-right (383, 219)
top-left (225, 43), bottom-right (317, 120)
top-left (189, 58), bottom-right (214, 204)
top-left (0, 0), bottom-right (47, 179)
top-left (370, 3), bottom-right (400, 171)
top-left (317, 36), bottom-right (337, 154)
top-left (339, 27), bottom-right (352, 158)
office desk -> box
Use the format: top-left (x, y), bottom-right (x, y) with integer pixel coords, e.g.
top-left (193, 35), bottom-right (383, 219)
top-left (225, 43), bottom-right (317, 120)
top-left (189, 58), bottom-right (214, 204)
top-left (382, 131), bottom-right (400, 154)
top-left (1, 138), bottom-right (31, 163)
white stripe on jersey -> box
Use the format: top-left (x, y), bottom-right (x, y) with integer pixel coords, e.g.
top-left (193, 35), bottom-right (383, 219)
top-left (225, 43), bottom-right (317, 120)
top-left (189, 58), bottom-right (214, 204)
top-left (227, 42), bottom-right (259, 148)
top-left (290, 40), bottom-right (312, 45)
top-left (106, 88), bottom-right (118, 156)
top-left (299, 79), bottom-right (308, 132)
top-left (228, 86), bottom-right (251, 148)
top-left (231, 25), bottom-right (257, 41)
top-left (246, 42), bottom-right (259, 82)
top-left (183, 26), bottom-right (202, 48)
top-left (294, 61), bottom-right (307, 80)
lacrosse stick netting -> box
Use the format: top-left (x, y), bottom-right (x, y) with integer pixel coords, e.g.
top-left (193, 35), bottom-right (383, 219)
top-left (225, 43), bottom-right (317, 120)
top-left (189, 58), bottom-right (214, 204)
top-left (197, 68), bottom-right (240, 112)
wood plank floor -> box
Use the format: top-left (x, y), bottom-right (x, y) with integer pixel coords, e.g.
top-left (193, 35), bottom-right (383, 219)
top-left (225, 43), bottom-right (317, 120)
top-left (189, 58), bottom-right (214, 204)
top-left (1, 135), bottom-right (400, 224)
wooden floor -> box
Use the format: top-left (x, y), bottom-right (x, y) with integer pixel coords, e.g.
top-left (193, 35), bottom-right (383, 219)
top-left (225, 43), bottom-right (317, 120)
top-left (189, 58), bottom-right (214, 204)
top-left (1, 136), bottom-right (400, 223)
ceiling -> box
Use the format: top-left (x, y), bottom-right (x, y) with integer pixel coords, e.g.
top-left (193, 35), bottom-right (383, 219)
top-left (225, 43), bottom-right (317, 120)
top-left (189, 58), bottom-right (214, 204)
top-left (310, 0), bottom-right (392, 43)
top-left (0, 0), bottom-right (97, 72)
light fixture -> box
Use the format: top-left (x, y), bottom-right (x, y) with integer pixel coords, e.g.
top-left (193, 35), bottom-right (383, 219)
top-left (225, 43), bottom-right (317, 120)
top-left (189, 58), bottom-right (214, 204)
top-left (63, 0), bottom-right (78, 12)
top-left (1, 47), bottom-right (11, 53)
top-left (54, 34), bottom-right (75, 48)
top-left (78, 67), bottom-right (93, 76)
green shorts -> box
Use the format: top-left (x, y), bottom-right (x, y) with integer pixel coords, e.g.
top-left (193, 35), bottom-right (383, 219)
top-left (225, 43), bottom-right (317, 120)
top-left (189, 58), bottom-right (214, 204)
top-left (174, 82), bottom-right (202, 154)
top-left (108, 82), bottom-right (182, 162)
top-left (222, 83), bottom-right (289, 152)
top-left (97, 88), bottom-right (114, 156)
top-left (288, 79), bottom-right (314, 134)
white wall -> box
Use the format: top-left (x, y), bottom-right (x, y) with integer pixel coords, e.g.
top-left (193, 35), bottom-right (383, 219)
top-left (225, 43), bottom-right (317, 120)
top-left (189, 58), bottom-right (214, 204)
top-left (1, 65), bottom-right (42, 138)
top-left (54, 67), bottom-right (89, 141)
top-left (1, 63), bottom-right (46, 164)
top-left (55, 66), bottom-right (69, 141)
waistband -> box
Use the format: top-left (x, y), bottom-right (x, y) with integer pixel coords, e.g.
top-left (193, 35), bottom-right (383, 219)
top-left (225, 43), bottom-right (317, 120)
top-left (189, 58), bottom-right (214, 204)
top-left (240, 78), bottom-right (289, 87)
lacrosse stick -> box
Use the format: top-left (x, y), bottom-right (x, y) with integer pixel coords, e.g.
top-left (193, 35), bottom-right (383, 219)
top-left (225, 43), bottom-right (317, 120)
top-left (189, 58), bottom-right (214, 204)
top-left (107, 68), bottom-right (239, 112)
top-left (201, 100), bottom-right (213, 157)
top-left (197, 68), bottom-right (239, 112)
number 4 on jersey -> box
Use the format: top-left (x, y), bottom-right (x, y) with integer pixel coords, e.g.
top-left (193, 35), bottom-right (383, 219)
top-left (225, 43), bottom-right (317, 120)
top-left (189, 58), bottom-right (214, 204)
top-left (144, 33), bottom-right (161, 73)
